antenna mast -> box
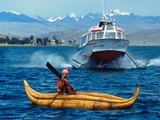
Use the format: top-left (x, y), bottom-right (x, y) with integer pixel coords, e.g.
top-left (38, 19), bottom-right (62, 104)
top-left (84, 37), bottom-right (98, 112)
top-left (102, 0), bottom-right (107, 20)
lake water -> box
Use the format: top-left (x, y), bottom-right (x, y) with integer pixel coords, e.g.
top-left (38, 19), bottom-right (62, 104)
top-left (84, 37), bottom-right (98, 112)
top-left (0, 46), bottom-right (159, 119)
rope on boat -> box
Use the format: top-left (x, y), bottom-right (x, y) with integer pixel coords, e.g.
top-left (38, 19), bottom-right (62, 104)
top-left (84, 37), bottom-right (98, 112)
top-left (48, 94), bottom-right (59, 107)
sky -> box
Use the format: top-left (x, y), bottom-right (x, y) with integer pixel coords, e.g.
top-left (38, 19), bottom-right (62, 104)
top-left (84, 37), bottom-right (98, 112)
top-left (0, 0), bottom-right (159, 18)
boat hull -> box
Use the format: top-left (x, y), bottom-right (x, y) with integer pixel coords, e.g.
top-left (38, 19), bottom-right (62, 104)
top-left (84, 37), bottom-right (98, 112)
top-left (24, 80), bottom-right (140, 110)
top-left (73, 38), bottom-right (129, 68)
top-left (90, 50), bottom-right (125, 64)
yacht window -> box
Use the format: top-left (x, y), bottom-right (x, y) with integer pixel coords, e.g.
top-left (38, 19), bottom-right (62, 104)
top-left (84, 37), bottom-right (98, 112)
top-left (81, 35), bottom-right (87, 46)
top-left (117, 32), bottom-right (123, 39)
top-left (99, 22), bottom-right (106, 27)
top-left (92, 33), bottom-right (97, 39)
top-left (102, 25), bottom-right (105, 30)
top-left (97, 32), bottom-right (103, 38)
top-left (107, 25), bottom-right (114, 30)
top-left (88, 33), bottom-right (92, 41)
top-left (105, 32), bottom-right (116, 38)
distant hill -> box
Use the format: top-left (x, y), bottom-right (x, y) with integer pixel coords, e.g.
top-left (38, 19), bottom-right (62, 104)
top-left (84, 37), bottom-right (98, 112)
top-left (1, 29), bottom-right (159, 46)
top-left (35, 29), bottom-right (160, 46)
top-left (127, 29), bottom-right (160, 46)
top-left (36, 29), bottom-right (86, 44)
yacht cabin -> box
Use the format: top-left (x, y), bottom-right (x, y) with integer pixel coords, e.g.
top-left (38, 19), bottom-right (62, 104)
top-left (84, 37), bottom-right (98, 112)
top-left (80, 20), bottom-right (126, 47)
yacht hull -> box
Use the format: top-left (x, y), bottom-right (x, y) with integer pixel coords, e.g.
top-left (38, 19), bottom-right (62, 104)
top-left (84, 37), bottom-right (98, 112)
top-left (74, 38), bottom-right (129, 68)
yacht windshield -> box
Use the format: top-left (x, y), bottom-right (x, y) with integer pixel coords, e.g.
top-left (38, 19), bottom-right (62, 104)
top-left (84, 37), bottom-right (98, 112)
top-left (107, 25), bottom-right (114, 30)
top-left (105, 32), bottom-right (116, 38)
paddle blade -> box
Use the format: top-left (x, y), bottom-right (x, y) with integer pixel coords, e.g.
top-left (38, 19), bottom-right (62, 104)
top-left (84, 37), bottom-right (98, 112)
top-left (46, 62), bottom-right (62, 79)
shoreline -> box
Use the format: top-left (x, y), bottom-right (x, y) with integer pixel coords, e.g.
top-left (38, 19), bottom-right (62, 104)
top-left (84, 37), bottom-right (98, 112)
top-left (0, 44), bottom-right (160, 47)
top-left (0, 44), bottom-right (78, 47)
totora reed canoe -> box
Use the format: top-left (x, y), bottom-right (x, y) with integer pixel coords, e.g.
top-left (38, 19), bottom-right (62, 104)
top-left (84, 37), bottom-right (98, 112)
top-left (24, 80), bottom-right (140, 110)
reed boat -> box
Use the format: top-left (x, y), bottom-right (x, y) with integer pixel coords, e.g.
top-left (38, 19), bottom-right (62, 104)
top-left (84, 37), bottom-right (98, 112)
top-left (24, 80), bottom-right (140, 110)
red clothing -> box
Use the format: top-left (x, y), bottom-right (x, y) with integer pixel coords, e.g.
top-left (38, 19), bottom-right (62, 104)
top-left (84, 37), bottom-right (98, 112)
top-left (57, 78), bottom-right (67, 95)
top-left (57, 78), bottom-right (76, 95)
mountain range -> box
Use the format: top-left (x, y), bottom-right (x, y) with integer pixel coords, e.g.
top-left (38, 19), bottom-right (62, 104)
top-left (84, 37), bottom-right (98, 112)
top-left (0, 9), bottom-right (160, 45)
top-left (1, 9), bottom-right (160, 24)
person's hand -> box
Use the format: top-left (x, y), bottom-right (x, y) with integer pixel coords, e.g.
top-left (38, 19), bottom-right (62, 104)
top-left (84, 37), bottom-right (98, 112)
top-left (64, 79), bottom-right (69, 83)
top-left (61, 76), bottom-right (69, 83)
top-left (61, 76), bottom-right (65, 80)
top-left (58, 89), bottom-right (61, 93)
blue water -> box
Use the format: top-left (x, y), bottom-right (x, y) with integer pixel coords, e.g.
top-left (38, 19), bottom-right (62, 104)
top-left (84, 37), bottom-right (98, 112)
top-left (0, 46), bottom-right (159, 119)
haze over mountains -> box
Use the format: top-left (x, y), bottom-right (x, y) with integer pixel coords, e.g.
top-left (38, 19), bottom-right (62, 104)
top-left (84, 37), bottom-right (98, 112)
top-left (0, 9), bottom-right (160, 45)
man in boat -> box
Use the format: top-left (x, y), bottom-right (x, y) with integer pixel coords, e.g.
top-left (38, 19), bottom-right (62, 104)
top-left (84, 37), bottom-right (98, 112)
top-left (57, 68), bottom-right (76, 95)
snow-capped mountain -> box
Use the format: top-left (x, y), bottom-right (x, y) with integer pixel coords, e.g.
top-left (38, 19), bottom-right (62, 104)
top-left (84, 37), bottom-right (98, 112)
top-left (46, 12), bottom-right (100, 23)
top-left (0, 10), bottom-right (39, 22)
top-left (46, 16), bottom-right (65, 22)
top-left (69, 12), bottom-right (79, 21)
top-left (107, 9), bottom-right (130, 16)
top-left (33, 15), bottom-right (46, 22)
top-left (5, 10), bottom-right (21, 15)
top-left (46, 9), bottom-right (131, 23)
top-left (1, 9), bottom-right (159, 24)
top-left (48, 12), bottom-right (80, 23)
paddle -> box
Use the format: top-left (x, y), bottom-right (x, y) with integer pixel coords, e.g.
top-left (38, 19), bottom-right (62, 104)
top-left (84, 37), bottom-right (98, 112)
top-left (46, 62), bottom-right (76, 94)
top-left (46, 62), bottom-right (62, 79)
